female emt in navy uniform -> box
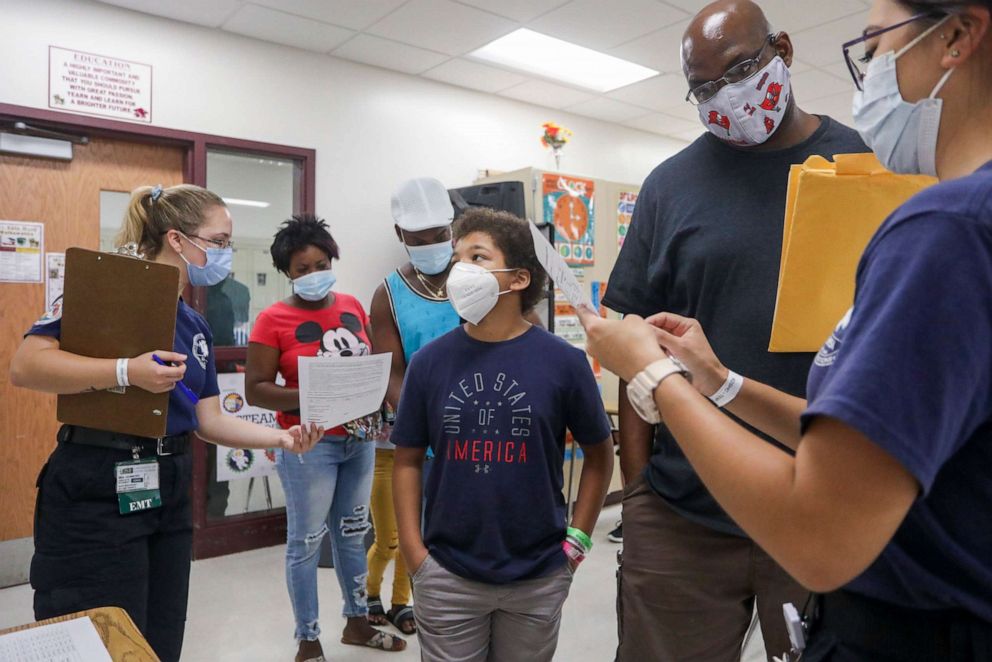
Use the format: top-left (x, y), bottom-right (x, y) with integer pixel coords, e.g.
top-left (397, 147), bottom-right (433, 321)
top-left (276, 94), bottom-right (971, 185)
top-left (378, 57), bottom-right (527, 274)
top-left (9, 184), bottom-right (323, 662)
top-left (579, 0), bottom-right (992, 659)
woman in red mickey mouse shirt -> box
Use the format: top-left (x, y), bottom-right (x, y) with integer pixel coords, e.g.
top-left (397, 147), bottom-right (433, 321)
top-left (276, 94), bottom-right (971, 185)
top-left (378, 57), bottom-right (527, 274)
top-left (246, 214), bottom-right (405, 661)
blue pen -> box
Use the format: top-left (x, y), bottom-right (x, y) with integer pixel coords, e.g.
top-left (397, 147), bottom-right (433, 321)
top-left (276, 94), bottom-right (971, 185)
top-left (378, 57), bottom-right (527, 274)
top-left (152, 354), bottom-right (200, 405)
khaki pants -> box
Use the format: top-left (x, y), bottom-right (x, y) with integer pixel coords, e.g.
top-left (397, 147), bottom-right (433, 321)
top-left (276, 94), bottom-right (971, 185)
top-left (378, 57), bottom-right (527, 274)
top-left (412, 555), bottom-right (573, 662)
top-left (617, 475), bottom-right (809, 662)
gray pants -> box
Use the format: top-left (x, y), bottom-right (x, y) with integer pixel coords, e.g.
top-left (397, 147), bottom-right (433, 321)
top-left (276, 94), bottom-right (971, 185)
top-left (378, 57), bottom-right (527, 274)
top-left (411, 554), bottom-right (574, 662)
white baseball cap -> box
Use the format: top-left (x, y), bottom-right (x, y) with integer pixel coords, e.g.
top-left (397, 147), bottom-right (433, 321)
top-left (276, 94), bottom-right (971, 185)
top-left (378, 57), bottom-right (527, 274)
top-left (391, 177), bottom-right (454, 232)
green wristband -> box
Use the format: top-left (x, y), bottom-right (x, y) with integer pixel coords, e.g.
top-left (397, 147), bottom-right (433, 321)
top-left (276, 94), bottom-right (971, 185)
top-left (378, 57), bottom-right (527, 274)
top-left (566, 527), bottom-right (593, 552)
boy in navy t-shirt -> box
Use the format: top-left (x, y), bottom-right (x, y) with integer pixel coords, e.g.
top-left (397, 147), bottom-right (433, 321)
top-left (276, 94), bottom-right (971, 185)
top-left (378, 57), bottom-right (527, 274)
top-left (392, 208), bottom-right (614, 662)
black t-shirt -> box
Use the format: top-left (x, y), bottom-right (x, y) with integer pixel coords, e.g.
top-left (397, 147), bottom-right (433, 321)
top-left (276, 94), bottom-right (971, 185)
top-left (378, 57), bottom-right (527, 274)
top-left (603, 116), bottom-right (868, 535)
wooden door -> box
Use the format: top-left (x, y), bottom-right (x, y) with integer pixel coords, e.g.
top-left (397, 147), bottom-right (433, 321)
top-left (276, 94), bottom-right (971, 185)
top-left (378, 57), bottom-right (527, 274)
top-left (0, 137), bottom-right (184, 543)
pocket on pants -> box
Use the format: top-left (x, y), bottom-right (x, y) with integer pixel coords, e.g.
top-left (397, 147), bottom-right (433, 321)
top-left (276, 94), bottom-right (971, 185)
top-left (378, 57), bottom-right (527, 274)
top-left (621, 472), bottom-right (647, 500)
top-left (411, 553), bottom-right (434, 583)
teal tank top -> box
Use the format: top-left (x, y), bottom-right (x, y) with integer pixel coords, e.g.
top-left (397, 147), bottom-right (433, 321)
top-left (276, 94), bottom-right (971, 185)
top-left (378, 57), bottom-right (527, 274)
top-left (385, 270), bottom-right (461, 365)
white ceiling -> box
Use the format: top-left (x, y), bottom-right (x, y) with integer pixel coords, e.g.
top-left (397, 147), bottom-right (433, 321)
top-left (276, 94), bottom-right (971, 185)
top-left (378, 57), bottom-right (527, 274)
top-left (95, 0), bottom-right (872, 142)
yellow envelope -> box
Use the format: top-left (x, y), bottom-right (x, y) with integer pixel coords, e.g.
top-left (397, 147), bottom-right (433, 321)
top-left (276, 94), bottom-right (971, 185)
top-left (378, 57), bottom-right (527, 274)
top-left (769, 153), bottom-right (936, 352)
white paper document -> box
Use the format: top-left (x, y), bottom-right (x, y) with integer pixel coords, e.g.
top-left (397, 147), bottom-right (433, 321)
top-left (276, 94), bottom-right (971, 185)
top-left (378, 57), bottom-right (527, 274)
top-left (0, 616), bottom-right (112, 662)
top-left (298, 353), bottom-right (392, 430)
top-left (528, 221), bottom-right (593, 310)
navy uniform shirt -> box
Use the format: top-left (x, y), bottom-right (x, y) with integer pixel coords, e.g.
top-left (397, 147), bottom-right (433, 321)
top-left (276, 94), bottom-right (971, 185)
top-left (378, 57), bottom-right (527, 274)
top-left (26, 298), bottom-right (220, 436)
top-left (804, 161), bottom-right (992, 622)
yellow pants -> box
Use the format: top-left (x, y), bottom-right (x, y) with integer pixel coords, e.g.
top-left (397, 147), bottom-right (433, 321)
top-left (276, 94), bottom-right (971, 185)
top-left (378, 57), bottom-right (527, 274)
top-left (366, 449), bottom-right (411, 606)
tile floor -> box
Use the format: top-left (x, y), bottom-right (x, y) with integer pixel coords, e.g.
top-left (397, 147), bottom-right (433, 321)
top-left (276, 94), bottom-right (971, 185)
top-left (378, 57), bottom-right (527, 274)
top-left (0, 505), bottom-right (768, 661)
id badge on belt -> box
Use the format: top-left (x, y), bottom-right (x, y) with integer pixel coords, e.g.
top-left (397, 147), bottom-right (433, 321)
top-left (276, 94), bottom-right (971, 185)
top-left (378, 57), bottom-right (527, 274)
top-left (115, 457), bottom-right (162, 514)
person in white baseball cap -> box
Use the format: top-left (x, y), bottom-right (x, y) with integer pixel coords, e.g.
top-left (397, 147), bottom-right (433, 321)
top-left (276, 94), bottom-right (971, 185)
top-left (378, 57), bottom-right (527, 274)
top-left (364, 177), bottom-right (461, 635)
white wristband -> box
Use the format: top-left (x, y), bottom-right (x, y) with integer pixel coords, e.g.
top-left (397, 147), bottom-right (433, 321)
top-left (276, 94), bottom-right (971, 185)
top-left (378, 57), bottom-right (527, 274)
top-left (116, 358), bottom-right (130, 387)
top-left (708, 370), bottom-right (742, 408)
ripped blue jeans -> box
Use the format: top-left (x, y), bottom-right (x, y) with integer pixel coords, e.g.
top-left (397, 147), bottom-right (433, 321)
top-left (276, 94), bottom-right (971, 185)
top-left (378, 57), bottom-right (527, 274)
top-left (276, 435), bottom-right (375, 641)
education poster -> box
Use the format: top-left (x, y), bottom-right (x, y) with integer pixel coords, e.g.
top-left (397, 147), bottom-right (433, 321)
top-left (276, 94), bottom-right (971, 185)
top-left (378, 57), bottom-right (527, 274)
top-left (542, 174), bottom-right (595, 266)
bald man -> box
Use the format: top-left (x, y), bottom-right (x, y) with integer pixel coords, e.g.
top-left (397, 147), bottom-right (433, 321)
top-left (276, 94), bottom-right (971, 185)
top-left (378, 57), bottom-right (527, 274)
top-left (603, 1), bottom-right (868, 660)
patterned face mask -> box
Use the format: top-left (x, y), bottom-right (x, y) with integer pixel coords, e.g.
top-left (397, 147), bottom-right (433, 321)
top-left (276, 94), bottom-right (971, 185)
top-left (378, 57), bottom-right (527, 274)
top-left (697, 56), bottom-right (792, 146)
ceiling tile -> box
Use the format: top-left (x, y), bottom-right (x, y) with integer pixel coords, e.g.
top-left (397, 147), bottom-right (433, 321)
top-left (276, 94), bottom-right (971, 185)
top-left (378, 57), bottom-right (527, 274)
top-left (250, 0), bottom-right (407, 31)
top-left (609, 19), bottom-right (690, 75)
top-left (790, 57), bottom-right (814, 75)
top-left (223, 4), bottom-right (355, 52)
top-left (820, 59), bottom-right (857, 83)
top-left (806, 91), bottom-right (856, 127)
top-left (367, 0), bottom-right (517, 56)
top-left (422, 58), bottom-right (528, 93)
top-left (332, 34), bottom-right (450, 74)
top-left (657, 0), bottom-right (709, 14)
top-left (498, 80), bottom-right (596, 109)
top-left (529, 0), bottom-right (690, 51)
top-left (757, 0), bottom-right (868, 34)
top-left (660, 0), bottom-right (867, 33)
top-left (455, 0), bottom-right (570, 23)
top-left (565, 97), bottom-right (650, 123)
top-left (669, 126), bottom-right (705, 142)
top-left (623, 112), bottom-right (700, 135)
top-left (96, 0), bottom-right (242, 27)
top-left (607, 74), bottom-right (690, 111)
top-left (791, 68), bottom-right (853, 102)
top-left (659, 100), bottom-right (702, 124)
top-left (791, 11), bottom-right (869, 67)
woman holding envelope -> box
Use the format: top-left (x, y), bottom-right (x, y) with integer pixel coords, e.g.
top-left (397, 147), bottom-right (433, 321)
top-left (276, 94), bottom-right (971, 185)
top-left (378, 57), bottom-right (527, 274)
top-left (578, 1), bottom-right (992, 659)
top-left (9, 184), bottom-right (324, 662)
top-left (245, 214), bottom-right (405, 662)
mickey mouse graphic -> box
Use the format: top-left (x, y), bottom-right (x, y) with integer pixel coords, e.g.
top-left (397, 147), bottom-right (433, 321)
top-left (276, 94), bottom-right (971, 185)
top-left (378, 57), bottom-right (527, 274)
top-left (294, 312), bottom-right (370, 357)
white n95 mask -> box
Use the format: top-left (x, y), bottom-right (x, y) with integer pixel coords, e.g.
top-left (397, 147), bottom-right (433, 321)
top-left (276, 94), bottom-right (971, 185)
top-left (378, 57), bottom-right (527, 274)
top-left (445, 262), bottom-right (515, 325)
top-left (698, 56), bottom-right (792, 146)
top-left (852, 17), bottom-right (953, 177)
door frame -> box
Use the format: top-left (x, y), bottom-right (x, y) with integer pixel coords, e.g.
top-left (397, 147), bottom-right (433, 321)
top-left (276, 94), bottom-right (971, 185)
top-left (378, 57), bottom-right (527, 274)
top-left (0, 102), bottom-right (315, 559)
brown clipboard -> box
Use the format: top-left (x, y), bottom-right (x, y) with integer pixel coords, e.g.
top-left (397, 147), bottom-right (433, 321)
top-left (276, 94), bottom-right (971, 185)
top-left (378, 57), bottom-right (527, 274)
top-left (57, 248), bottom-right (180, 438)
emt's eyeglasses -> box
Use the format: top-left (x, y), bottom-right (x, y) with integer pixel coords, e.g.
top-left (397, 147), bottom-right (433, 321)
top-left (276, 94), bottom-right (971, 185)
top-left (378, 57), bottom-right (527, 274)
top-left (686, 34), bottom-right (777, 105)
top-left (841, 12), bottom-right (943, 91)
top-left (188, 234), bottom-right (235, 250)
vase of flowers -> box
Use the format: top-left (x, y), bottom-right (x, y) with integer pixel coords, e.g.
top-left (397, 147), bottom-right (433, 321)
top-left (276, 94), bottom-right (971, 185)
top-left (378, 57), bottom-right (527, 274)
top-left (541, 121), bottom-right (573, 171)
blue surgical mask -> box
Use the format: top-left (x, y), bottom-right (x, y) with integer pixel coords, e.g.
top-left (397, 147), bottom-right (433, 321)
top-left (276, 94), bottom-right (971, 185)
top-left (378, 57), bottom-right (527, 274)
top-left (406, 237), bottom-right (453, 276)
top-left (293, 269), bottom-right (336, 301)
top-left (178, 233), bottom-right (232, 286)
top-left (852, 17), bottom-right (953, 177)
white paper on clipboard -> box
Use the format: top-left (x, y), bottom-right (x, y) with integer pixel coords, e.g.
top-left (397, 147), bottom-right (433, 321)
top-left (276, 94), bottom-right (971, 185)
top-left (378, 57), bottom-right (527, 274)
top-left (529, 221), bottom-right (593, 310)
top-left (298, 353), bottom-right (392, 429)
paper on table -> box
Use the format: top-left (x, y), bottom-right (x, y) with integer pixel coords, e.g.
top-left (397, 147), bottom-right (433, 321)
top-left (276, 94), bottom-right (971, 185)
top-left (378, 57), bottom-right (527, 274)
top-left (298, 353), bottom-right (392, 430)
top-left (0, 616), bottom-right (112, 662)
top-left (528, 221), bottom-right (593, 310)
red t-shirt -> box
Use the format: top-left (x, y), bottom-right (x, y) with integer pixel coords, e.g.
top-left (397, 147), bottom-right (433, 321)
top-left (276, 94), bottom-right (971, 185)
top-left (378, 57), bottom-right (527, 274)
top-left (249, 295), bottom-right (371, 431)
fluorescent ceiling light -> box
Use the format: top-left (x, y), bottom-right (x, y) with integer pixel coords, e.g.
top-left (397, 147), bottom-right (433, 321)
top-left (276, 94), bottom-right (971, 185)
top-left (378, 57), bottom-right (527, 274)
top-left (470, 29), bottom-right (658, 93)
top-left (224, 198), bottom-right (271, 208)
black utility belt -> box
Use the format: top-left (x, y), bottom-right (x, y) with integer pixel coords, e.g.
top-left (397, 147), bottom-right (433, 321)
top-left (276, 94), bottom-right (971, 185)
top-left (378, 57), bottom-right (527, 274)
top-left (811, 590), bottom-right (992, 659)
top-left (57, 424), bottom-right (190, 457)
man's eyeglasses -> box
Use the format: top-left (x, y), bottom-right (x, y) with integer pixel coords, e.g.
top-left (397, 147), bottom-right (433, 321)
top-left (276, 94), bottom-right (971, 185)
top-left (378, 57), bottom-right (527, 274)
top-left (686, 34), bottom-right (776, 105)
top-left (841, 12), bottom-right (941, 91)
top-left (188, 234), bottom-right (235, 250)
